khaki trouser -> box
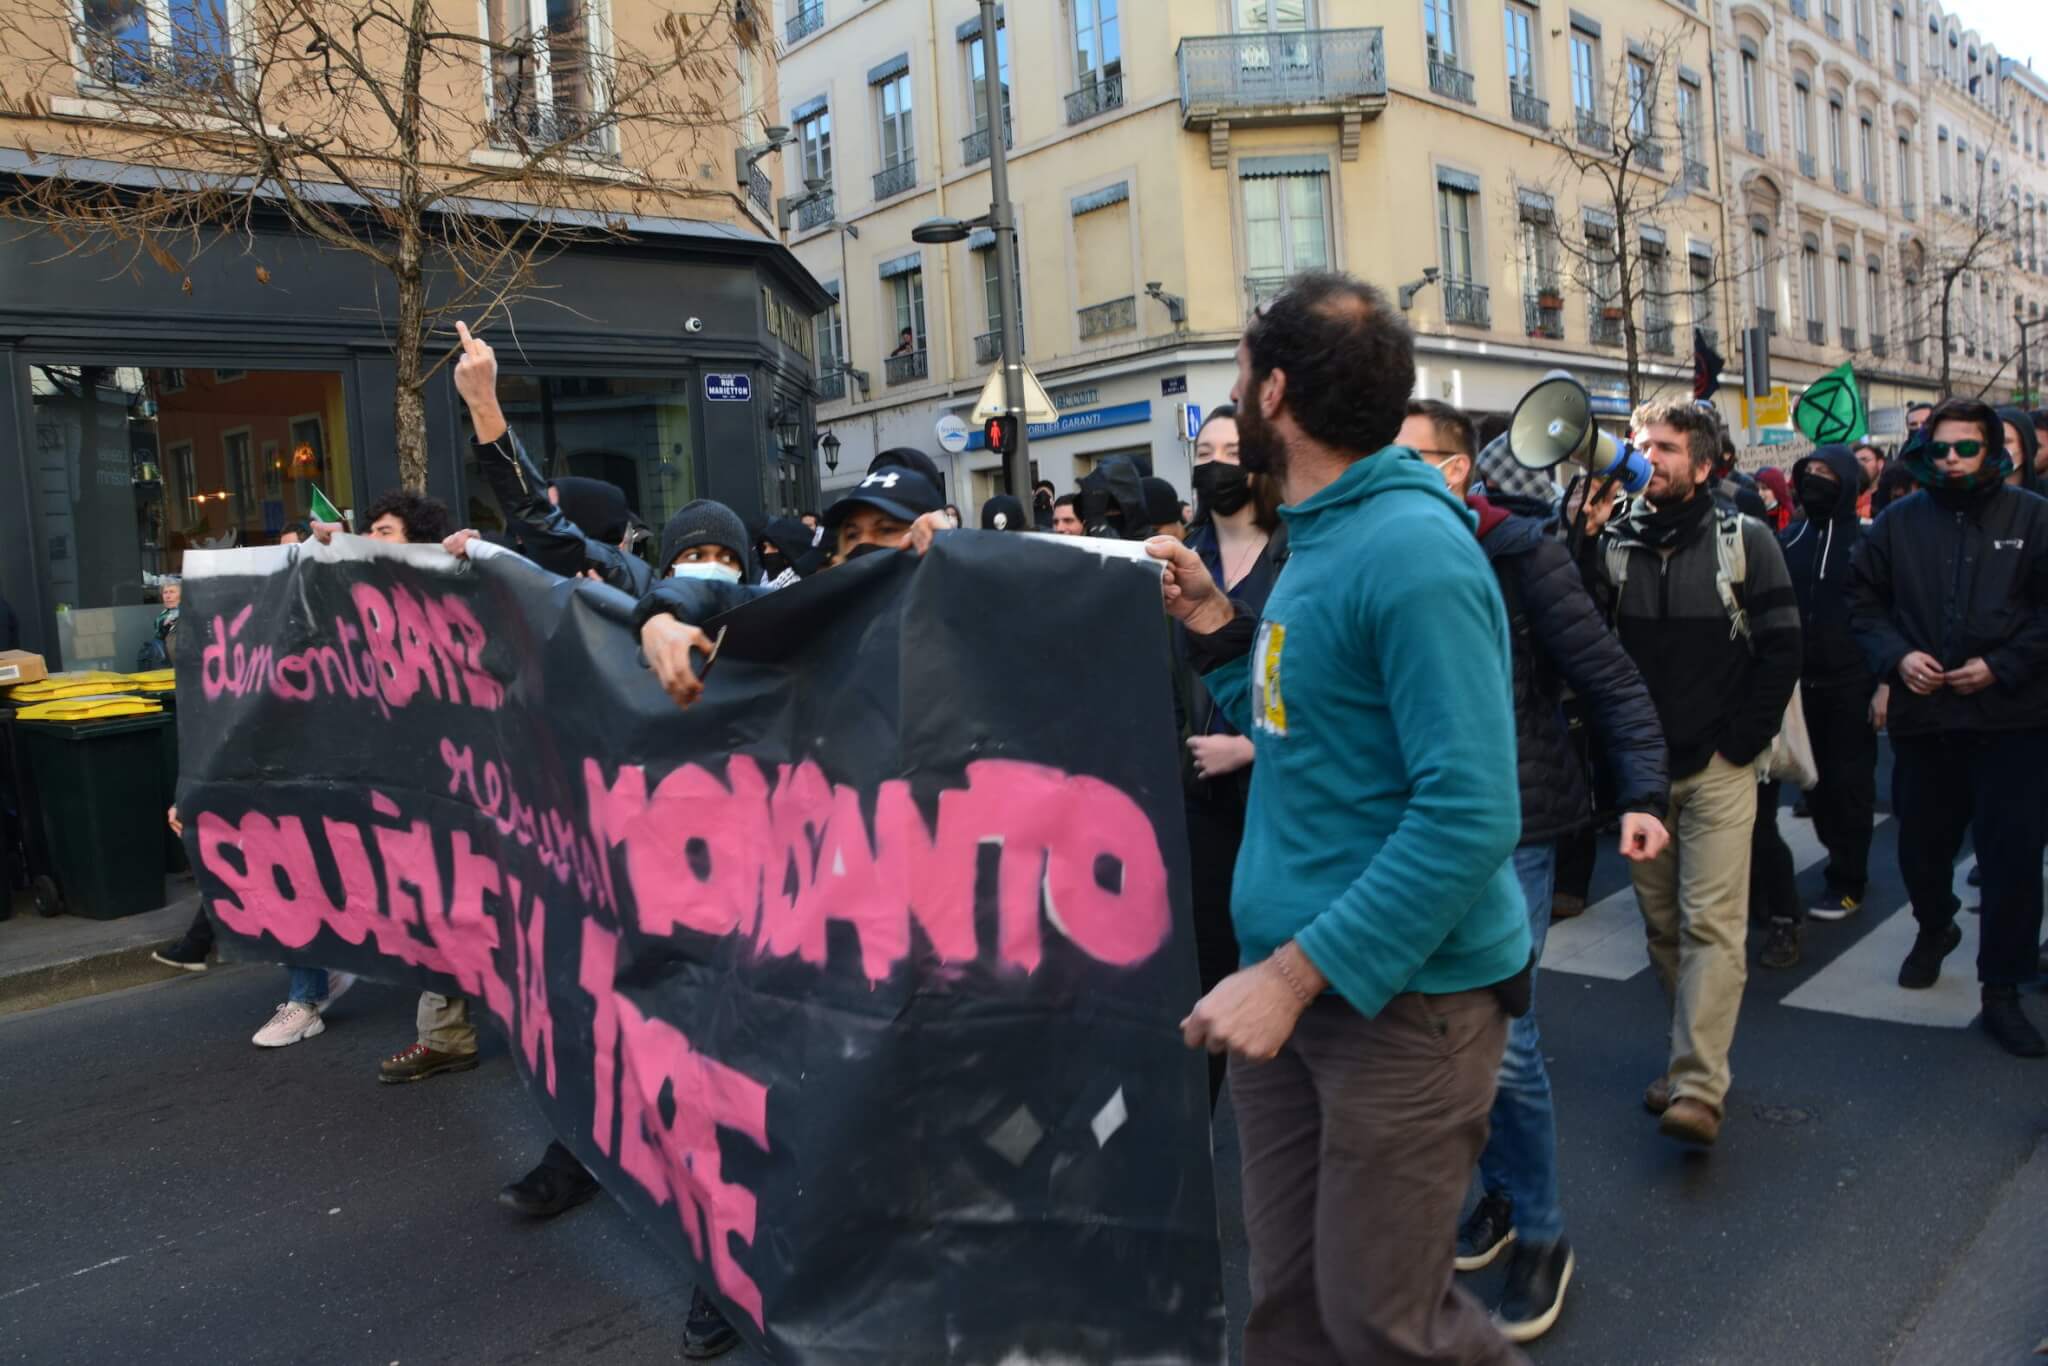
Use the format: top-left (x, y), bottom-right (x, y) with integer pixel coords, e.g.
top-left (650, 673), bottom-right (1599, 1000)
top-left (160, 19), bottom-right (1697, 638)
top-left (1629, 753), bottom-right (1756, 1111)
top-left (416, 991), bottom-right (476, 1053)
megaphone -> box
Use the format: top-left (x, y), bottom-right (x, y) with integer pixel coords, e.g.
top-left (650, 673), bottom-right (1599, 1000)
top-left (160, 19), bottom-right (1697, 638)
top-left (1507, 371), bottom-right (1652, 494)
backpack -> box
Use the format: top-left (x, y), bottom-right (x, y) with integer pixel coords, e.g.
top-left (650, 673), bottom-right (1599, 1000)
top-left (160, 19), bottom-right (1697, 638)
top-left (1604, 507), bottom-right (1750, 643)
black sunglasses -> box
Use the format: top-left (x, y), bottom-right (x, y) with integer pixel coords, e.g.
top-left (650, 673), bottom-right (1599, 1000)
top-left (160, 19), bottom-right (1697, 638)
top-left (1927, 439), bottom-right (1987, 459)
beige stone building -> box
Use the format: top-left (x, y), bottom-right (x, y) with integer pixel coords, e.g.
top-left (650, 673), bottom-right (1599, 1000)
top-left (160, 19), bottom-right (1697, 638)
top-left (782, 0), bottom-right (1729, 508)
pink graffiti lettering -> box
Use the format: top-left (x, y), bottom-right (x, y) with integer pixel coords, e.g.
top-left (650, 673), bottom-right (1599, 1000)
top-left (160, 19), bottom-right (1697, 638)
top-left (584, 756), bottom-right (1169, 982)
top-left (510, 872), bottom-right (557, 1097)
top-left (440, 739), bottom-right (614, 911)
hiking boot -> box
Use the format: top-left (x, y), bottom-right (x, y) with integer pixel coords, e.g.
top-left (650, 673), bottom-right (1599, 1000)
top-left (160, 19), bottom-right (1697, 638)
top-left (1898, 923), bottom-right (1964, 990)
top-left (252, 1001), bottom-right (325, 1048)
top-left (1659, 1097), bottom-right (1722, 1146)
top-left (151, 925), bottom-right (212, 972)
top-left (1643, 1075), bottom-right (1672, 1115)
top-left (1760, 918), bottom-right (1802, 970)
top-left (378, 1041), bottom-right (480, 1084)
top-left (1808, 891), bottom-right (1863, 922)
top-left (499, 1158), bottom-right (601, 1219)
top-left (683, 1287), bottom-right (740, 1359)
top-left (1493, 1237), bottom-right (1575, 1344)
top-left (1980, 986), bottom-right (2046, 1058)
top-left (1550, 892), bottom-right (1587, 922)
top-left (1454, 1191), bottom-right (1516, 1271)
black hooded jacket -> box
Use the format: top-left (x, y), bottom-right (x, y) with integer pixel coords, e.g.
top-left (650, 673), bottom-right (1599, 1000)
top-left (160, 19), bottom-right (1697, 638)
top-left (1997, 405), bottom-right (2041, 490)
top-left (1779, 444), bottom-right (1871, 689)
top-left (472, 428), bottom-right (652, 596)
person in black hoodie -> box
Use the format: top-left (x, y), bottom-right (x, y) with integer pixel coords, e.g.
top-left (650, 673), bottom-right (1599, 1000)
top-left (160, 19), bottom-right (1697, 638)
top-left (1780, 445), bottom-right (1879, 922)
top-left (1997, 404), bottom-right (2042, 490)
top-left (1850, 397), bottom-right (2048, 1058)
top-left (1405, 400), bottom-right (1669, 1341)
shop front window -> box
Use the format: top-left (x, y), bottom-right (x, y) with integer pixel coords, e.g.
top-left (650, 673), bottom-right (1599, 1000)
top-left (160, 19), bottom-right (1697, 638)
top-left (26, 363), bottom-right (353, 668)
top-left (463, 374), bottom-right (696, 540)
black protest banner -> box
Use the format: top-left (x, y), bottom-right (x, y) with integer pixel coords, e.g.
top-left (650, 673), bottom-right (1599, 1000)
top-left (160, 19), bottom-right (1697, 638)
top-left (175, 533), bottom-right (1224, 1363)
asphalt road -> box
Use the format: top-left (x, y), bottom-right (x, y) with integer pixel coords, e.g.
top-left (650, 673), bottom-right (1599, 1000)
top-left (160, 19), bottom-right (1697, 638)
top-left (1, 798), bottom-right (2042, 1365)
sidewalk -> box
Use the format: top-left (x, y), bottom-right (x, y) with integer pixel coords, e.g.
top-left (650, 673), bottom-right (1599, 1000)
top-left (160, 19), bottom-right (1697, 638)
top-left (1891, 1132), bottom-right (2048, 1366)
top-left (0, 879), bottom-right (207, 1016)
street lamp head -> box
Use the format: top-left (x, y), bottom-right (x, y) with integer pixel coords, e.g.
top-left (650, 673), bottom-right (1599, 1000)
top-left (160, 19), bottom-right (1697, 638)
top-left (819, 430), bottom-right (841, 472)
top-left (910, 216), bottom-right (972, 245)
top-left (764, 124), bottom-right (791, 144)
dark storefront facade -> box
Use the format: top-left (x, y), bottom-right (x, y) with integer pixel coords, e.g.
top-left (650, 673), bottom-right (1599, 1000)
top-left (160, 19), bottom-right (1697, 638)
top-left (0, 197), bottom-right (830, 670)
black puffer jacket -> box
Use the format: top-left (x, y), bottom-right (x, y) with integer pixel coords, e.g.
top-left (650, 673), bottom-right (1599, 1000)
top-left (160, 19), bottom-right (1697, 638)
top-left (1780, 444), bottom-right (1871, 689)
top-left (1850, 477), bottom-right (2048, 736)
top-left (1472, 494), bottom-right (1669, 843)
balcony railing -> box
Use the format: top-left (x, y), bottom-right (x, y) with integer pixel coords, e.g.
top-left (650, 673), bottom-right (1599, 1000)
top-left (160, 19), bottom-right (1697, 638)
top-left (974, 329), bottom-right (1003, 366)
top-left (1177, 28), bottom-right (1388, 123)
top-left (1864, 182), bottom-right (1879, 205)
top-left (1745, 127), bottom-right (1767, 155)
top-left (1645, 319), bottom-right (1676, 353)
top-left (1902, 199), bottom-right (1918, 220)
top-left (1524, 295), bottom-right (1565, 339)
top-left (1685, 156), bottom-right (1710, 189)
top-left (785, 1), bottom-right (823, 44)
top-left (797, 190), bottom-right (835, 231)
top-left (748, 162), bottom-right (772, 213)
top-left (1443, 278), bottom-right (1490, 327)
top-left (1245, 272), bottom-right (1291, 313)
top-left (817, 367), bottom-right (847, 402)
top-left (1078, 295), bottom-right (1138, 339)
top-left (1758, 307), bottom-right (1778, 336)
top-left (488, 93), bottom-right (614, 159)
top-left (1833, 166), bottom-right (1852, 192)
top-left (1428, 57), bottom-right (1476, 104)
top-left (1510, 86), bottom-right (1548, 129)
top-left (961, 112), bottom-right (1013, 165)
top-left (1841, 325), bottom-right (1857, 348)
top-left (1807, 319), bottom-right (1827, 344)
top-left (1798, 151), bottom-right (1818, 179)
top-left (1066, 71), bottom-right (1125, 124)
top-left (872, 159), bottom-right (916, 201)
top-left (1871, 334), bottom-right (1888, 357)
top-left (1577, 113), bottom-right (1612, 152)
top-left (1589, 305), bottom-right (1624, 346)
top-left (1894, 59), bottom-right (1909, 81)
top-left (884, 349), bottom-right (928, 385)
top-left (1824, 13), bottom-right (1842, 39)
top-left (1856, 34), bottom-right (1872, 60)
top-left (1636, 138), bottom-right (1666, 172)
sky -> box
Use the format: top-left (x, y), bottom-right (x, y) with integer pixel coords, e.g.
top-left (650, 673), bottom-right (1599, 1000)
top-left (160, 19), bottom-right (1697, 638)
top-left (1942, 0), bottom-right (2048, 74)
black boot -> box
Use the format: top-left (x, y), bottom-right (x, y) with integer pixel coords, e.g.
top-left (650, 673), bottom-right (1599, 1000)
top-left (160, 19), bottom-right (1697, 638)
top-left (497, 1146), bottom-right (600, 1219)
top-left (683, 1287), bottom-right (741, 1359)
top-left (1898, 923), bottom-right (1963, 990)
top-left (1980, 986), bottom-right (2046, 1058)
top-left (1760, 917), bottom-right (1802, 970)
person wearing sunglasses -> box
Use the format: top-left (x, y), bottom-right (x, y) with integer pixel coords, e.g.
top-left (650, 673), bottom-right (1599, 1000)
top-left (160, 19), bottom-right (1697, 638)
top-left (1849, 397), bottom-right (2048, 1058)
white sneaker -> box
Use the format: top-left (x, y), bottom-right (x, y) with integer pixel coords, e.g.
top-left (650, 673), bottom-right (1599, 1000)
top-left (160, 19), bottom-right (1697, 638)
top-left (318, 973), bottom-right (357, 1011)
top-left (252, 1001), bottom-right (327, 1048)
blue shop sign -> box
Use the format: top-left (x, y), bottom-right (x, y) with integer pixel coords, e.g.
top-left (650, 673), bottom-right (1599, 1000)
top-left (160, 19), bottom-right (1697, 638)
top-left (966, 400), bottom-right (1151, 451)
top-left (704, 373), bottom-right (753, 402)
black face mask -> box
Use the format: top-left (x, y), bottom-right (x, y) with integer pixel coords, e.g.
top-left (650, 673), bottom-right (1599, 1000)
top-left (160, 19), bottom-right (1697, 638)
top-left (1191, 461), bottom-right (1252, 518)
top-left (761, 550), bottom-right (790, 578)
top-left (1798, 475), bottom-right (1842, 518)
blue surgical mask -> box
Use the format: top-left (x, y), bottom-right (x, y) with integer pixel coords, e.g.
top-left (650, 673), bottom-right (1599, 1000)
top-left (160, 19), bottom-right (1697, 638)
top-left (670, 560), bottom-right (742, 583)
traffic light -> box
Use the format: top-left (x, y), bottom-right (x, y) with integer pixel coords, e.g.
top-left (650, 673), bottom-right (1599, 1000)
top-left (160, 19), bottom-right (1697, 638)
top-left (983, 415), bottom-right (1017, 456)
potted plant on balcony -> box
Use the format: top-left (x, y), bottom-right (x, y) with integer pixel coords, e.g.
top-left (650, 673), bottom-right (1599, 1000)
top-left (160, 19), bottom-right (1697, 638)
top-left (1537, 287), bottom-right (1564, 309)
top-left (1600, 304), bottom-right (1625, 320)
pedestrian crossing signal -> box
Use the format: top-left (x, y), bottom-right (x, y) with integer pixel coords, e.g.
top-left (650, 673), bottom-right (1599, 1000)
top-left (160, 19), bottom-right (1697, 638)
top-left (983, 416), bottom-right (1017, 456)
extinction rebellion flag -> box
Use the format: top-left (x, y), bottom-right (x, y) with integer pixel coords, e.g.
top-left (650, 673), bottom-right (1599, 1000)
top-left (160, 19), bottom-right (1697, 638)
top-left (176, 533), bottom-right (1226, 1363)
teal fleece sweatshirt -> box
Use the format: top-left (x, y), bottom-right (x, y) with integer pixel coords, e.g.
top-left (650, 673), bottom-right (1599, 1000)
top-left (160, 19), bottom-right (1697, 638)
top-left (1205, 447), bottom-right (1531, 1018)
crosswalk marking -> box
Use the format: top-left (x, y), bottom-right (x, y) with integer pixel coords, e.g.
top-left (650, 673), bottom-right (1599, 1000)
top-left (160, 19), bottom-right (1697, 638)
top-left (1541, 810), bottom-right (1850, 982)
top-left (1782, 857), bottom-right (1983, 1028)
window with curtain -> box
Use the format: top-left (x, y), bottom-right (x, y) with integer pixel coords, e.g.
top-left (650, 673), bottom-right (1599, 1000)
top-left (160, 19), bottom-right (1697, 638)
top-left (1438, 182), bottom-right (1477, 282)
top-left (1520, 211), bottom-right (1559, 290)
top-left (1243, 170), bottom-right (1331, 281)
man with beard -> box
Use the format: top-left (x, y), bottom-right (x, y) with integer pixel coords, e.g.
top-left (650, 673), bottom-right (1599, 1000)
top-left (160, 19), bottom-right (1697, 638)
top-left (1850, 398), bottom-right (2048, 1056)
top-left (1599, 398), bottom-right (1801, 1146)
top-left (1149, 272), bottom-right (1529, 1365)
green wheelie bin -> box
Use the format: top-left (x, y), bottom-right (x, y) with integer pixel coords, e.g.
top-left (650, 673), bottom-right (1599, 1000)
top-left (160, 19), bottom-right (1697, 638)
top-left (16, 714), bottom-right (173, 919)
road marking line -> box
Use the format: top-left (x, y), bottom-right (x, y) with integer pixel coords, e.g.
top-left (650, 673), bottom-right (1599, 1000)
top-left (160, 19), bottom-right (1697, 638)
top-left (1782, 857), bottom-right (1984, 1028)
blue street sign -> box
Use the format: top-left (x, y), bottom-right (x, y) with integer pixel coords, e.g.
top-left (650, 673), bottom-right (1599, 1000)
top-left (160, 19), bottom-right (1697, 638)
top-left (704, 373), bottom-right (753, 402)
top-left (1183, 403), bottom-right (1203, 442)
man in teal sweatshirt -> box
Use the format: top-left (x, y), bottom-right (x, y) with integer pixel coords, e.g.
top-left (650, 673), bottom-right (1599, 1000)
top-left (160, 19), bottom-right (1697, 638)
top-left (1152, 273), bottom-right (1529, 1365)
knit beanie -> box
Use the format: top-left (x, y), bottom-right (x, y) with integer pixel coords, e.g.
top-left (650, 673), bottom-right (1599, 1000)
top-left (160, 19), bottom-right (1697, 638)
top-left (658, 499), bottom-right (750, 572)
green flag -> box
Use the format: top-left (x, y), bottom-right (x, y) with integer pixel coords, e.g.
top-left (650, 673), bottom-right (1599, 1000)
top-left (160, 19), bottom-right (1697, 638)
top-left (309, 483), bottom-right (345, 526)
top-left (1793, 362), bottom-right (1866, 445)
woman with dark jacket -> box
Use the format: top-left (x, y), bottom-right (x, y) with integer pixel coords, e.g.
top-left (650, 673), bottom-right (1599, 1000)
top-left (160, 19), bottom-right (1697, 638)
top-left (1851, 397), bottom-right (2048, 1057)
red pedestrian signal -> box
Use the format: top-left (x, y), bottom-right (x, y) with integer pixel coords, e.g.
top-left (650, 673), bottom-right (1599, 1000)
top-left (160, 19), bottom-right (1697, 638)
top-left (983, 416), bottom-right (1016, 456)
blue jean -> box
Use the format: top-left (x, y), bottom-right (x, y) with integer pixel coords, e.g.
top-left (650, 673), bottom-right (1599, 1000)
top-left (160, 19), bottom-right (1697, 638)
top-left (287, 968), bottom-right (330, 1004)
top-left (1477, 842), bottom-right (1564, 1243)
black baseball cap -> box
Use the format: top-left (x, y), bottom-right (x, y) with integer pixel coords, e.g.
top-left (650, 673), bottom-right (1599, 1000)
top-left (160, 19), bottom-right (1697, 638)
top-left (979, 494), bottom-right (1027, 530)
top-left (824, 464), bottom-right (946, 527)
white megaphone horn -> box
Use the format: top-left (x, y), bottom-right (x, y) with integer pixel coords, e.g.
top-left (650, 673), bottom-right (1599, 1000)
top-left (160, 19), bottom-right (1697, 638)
top-left (1507, 370), bottom-right (1652, 494)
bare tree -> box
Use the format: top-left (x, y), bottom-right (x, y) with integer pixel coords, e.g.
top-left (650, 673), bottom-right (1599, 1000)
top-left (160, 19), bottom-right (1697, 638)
top-left (1896, 171), bottom-right (2020, 398)
top-left (1523, 27), bottom-right (1739, 410)
top-left (0, 0), bottom-right (762, 490)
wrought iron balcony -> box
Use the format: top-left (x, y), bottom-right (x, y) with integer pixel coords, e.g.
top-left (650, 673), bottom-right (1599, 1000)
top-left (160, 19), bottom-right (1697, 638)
top-left (488, 93), bottom-right (613, 159)
top-left (1245, 272), bottom-right (1291, 313)
top-left (872, 159), bottom-right (916, 201)
top-left (1798, 151), bottom-right (1818, 179)
top-left (1578, 114), bottom-right (1613, 152)
top-left (1871, 334), bottom-right (1888, 357)
top-left (1510, 86), bottom-right (1548, 129)
top-left (1636, 138), bottom-right (1666, 172)
top-left (817, 367), bottom-right (846, 402)
top-left (785, 1), bottom-right (823, 45)
top-left (1745, 127), bottom-right (1767, 155)
top-left (1685, 156), bottom-right (1710, 189)
top-left (974, 329), bottom-right (1002, 366)
top-left (797, 190), bottom-right (835, 231)
top-left (1178, 28), bottom-right (1387, 127)
top-left (884, 349), bottom-right (927, 385)
top-left (1524, 295), bottom-right (1565, 339)
top-left (1443, 278), bottom-right (1490, 327)
top-left (1757, 307), bottom-right (1778, 336)
top-left (1066, 71), bottom-right (1125, 124)
top-left (1824, 13), bottom-right (1842, 40)
top-left (1077, 295), bottom-right (1137, 339)
top-left (1894, 59), bottom-right (1909, 81)
top-left (1833, 166), bottom-right (1852, 193)
top-left (1589, 305), bottom-right (1624, 346)
top-left (749, 163), bottom-right (772, 213)
top-left (1428, 57), bottom-right (1475, 104)
top-left (1841, 325), bottom-right (1857, 348)
top-left (1807, 319), bottom-right (1827, 345)
top-left (1856, 34), bottom-right (1872, 60)
top-left (1645, 319), bottom-right (1675, 354)
top-left (1864, 182), bottom-right (1879, 205)
top-left (1902, 199), bottom-right (1918, 220)
top-left (961, 113), bottom-right (1013, 165)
